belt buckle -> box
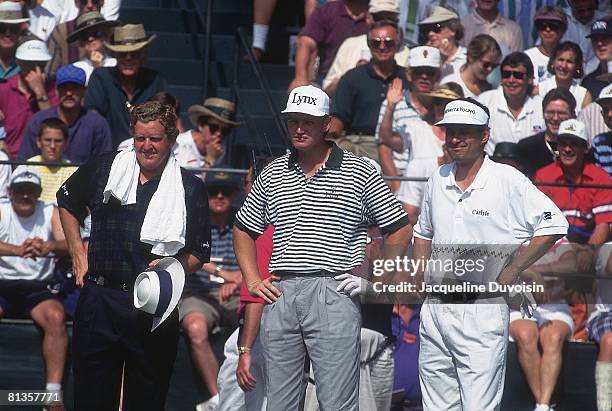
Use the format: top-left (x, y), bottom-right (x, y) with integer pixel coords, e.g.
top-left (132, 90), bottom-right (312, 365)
top-left (95, 276), bottom-right (105, 286)
top-left (122, 282), bottom-right (129, 292)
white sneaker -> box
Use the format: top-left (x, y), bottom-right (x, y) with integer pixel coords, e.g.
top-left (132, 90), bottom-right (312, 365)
top-left (534, 404), bottom-right (550, 411)
top-left (195, 394), bottom-right (219, 411)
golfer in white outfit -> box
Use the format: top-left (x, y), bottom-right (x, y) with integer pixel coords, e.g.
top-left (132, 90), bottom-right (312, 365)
top-left (413, 98), bottom-right (569, 410)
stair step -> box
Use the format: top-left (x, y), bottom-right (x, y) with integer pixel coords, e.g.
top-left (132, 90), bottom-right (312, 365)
top-left (120, 7), bottom-right (250, 33)
top-left (148, 32), bottom-right (234, 62)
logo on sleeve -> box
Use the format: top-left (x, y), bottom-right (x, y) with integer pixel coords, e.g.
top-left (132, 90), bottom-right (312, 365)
top-left (543, 211), bottom-right (552, 220)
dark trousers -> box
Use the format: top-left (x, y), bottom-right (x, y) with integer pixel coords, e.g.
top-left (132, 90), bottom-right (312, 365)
top-left (72, 282), bottom-right (179, 411)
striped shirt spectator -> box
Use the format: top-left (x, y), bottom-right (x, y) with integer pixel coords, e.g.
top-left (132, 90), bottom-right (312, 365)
top-left (235, 144), bottom-right (409, 273)
top-left (592, 132), bottom-right (612, 177)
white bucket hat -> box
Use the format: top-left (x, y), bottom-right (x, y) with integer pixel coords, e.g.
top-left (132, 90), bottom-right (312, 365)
top-left (282, 85), bottom-right (330, 117)
top-left (134, 257), bottom-right (185, 331)
top-left (0, 2), bottom-right (29, 24)
top-left (15, 39), bottom-right (52, 62)
top-left (435, 99), bottom-right (490, 126)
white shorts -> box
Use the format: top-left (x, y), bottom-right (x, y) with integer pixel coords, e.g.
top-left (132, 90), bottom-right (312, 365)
top-left (509, 303), bottom-right (574, 337)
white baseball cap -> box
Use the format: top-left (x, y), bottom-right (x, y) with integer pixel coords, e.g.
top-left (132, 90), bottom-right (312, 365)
top-left (369, 0), bottom-right (400, 14)
top-left (282, 85), bottom-right (330, 117)
top-left (10, 165), bottom-right (41, 188)
top-left (409, 46), bottom-right (441, 68)
top-left (16, 39), bottom-right (52, 62)
top-left (557, 119), bottom-right (588, 143)
top-left (435, 99), bottom-right (490, 126)
top-left (596, 83), bottom-right (612, 104)
top-left (134, 257), bottom-right (185, 331)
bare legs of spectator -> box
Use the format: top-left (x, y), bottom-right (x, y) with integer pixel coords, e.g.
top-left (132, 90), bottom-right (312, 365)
top-left (182, 312), bottom-right (220, 397)
top-left (30, 299), bottom-right (68, 387)
top-left (596, 332), bottom-right (612, 411)
top-left (510, 319), bottom-right (570, 409)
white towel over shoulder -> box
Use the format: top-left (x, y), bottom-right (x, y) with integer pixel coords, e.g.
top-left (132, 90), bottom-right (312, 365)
top-left (103, 147), bottom-right (186, 256)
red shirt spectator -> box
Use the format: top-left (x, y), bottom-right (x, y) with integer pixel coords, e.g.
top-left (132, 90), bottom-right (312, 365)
top-left (535, 161), bottom-right (612, 239)
top-left (0, 74), bottom-right (58, 158)
top-left (239, 225), bottom-right (274, 311)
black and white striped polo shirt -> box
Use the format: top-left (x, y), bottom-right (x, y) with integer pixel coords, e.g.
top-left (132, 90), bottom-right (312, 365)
top-left (235, 143), bottom-right (409, 273)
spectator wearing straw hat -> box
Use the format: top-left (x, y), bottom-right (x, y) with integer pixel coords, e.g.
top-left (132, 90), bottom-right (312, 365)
top-left (535, 119), bottom-right (612, 271)
top-left (174, 97), bottom-right (240, 170)
top-left (85, 23), bottom-right (166, 148)
top-left (0, 1), bottom-right (29, 81)
top-left (18, 64), bottom-right (112, 164)
top-left (0, 36), bottom-right (58, 158)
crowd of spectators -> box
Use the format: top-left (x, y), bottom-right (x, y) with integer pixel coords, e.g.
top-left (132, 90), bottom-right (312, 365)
top-left (0, 0), bottom-right (609, 409)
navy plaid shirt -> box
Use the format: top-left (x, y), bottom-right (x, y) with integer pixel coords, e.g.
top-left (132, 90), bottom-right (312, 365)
top-left (57, 152), bottom-right (211, 285)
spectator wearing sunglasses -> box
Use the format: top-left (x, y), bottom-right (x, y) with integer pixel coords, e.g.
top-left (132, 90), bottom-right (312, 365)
top-left (322, 0), bottom-right (409, 96)
top-left (329, 19), bottom-right (408, 164)
top-left (582, 16), bottom-right (612, 99)
top-left (419, 6), bottom-right (466, 79)
top-left (179, 170), bottom-right (243, 410)
top-left (562, 0), bottom-right (606, 73)
top-left (461, 0), bottom-right (523, 53)
top-left (175, 97), bottom-right (240, 171)
top-left (85, 23), bottom-right (166, 148)
top-left (479, 52), bottom-right (546, 155)
top-left (0, 2), bottom-right (28, 81)
top-left (524, 7), bottom-right (568, 85)
top-left (538, 41), bottom-right (592, 114)
top-left (518, 88), bottom-right (577, 178)
top-left (440, 33), bottom-right (501, 99)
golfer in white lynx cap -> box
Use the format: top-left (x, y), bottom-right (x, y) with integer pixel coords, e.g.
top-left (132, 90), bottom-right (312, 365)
top-left (234, 86), bottom-right (411, 410)
top-left (414, 98), bottom-right (568, 410)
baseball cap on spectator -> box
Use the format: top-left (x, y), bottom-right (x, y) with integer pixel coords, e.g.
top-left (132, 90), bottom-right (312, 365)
top-left (435, 98), bottom-right (490, 126)
top-left (420, 6), bottom-right (458, 24)
top-left (369, 0), bottom-right (399, 14)
top-left (206, 171), bottom-right (241, 192)
top-left (56, 65), bottom-right (86, 87)
top-left (586, 18), bottom-right (611, 38)
top-left (409, 46), bottom-right (441, 68)
top-left (15, 39), bottom-right (52, 61)
top-left (534, 12), bottom-right (566, 25)
top-left (492, 142), bottom-right (521, 161)
top-left (10, 166), bottom-right (41, 188)
top-left (0, 1), bottom-right (29, 24)
top-left (282, 85), bottom-right (330, 117)
top-left (557, 119), bottom-right (588, 144)
top-left (596, 83), bottom-right (612, 104)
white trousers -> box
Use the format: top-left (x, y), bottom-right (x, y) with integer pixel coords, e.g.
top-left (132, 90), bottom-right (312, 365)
top-left (419, 301), bottom-right (509, 411)
top-left (217, 328), bottom-right (267, 411)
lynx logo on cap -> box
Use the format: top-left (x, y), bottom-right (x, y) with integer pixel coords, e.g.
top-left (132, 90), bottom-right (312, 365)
top-left (282, 85), bottom-right (330, 117)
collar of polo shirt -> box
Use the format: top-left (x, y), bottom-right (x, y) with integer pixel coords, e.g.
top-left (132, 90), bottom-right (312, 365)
top-left (288, 142), bottom-right (343, 170)
top-left (446, 155), bottom-right (492, 190)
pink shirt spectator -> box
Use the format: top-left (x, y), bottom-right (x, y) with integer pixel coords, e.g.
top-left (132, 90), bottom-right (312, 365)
top-left (239, 225), bottom-right (274, 311)
top-left (299, 0), bottom-right (368, 78)
top-left (0, 76), bottom-right (58, 158)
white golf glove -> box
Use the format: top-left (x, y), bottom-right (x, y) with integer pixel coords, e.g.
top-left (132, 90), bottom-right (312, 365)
top-left (334, 273), bottom-right (368, 297)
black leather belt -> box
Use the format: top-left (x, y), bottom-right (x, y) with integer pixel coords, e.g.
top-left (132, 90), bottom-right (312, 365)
top-left (86, 274), bottom-right (133, 292)
top-left (429, 291), bottom-right (506, 303)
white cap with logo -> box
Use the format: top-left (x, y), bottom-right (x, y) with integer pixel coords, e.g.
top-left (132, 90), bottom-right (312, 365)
top-left (16, 39), bottom-right (52, 62)
top-left (409, 46), bottom-right (441, 68)
top-left (282, 85), bottom-right (330, 117)
top-left (10, 166), bottom-right (41, 187)
top-left (435, 99), bottom-right (489, 126)
top-left (596, 83), bottom-right (612, 104)
top-left (369, 0), bottom-right (400, 14)
top-left (557, 119), bottom-right (588, 143)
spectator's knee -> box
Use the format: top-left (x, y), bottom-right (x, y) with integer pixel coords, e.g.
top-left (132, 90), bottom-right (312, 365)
top-left (541, 329), bottom-right (565, 353)
top-left (183, 314), bottom-right (211, 346)
top-left (513, 326), bottom-right (539, 350)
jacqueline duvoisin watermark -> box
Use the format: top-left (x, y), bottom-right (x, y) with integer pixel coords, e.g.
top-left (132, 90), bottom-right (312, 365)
top-left (0, 390), bottom-right (63, 405)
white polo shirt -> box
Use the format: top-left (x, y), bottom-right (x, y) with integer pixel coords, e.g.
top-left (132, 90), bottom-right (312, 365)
top-left (414, 156), bottom-right (568, 284)
top-left (478, 87), bottom-right (545, 155)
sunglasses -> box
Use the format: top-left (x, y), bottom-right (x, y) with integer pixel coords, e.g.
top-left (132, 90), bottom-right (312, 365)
top-left (412, 67), bottom-right (438, 77)
top-left (207, 123), bottom-right (232, 137)
top-left (207, 187), bottom-right (234, 197)
top-left (535, 21), bottom-right (565, 32)
top-left (0, 23), bottom-right (21, 34)
top-left (501, 70), bottom-right (527, 80)
top-left (79, 0), bottom-right (102, 5)
top-left (367, 37), bottom-right (397, 50)
top-left (421, 23), bottom-right (444, 34)
top-left (79, 30), bottom-right (106, 41)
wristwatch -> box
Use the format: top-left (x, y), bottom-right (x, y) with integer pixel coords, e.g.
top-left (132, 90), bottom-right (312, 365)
top-left (36, 94), bottom-right (49, 102)
top-left (238, 346), bottom-right (252, 355)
